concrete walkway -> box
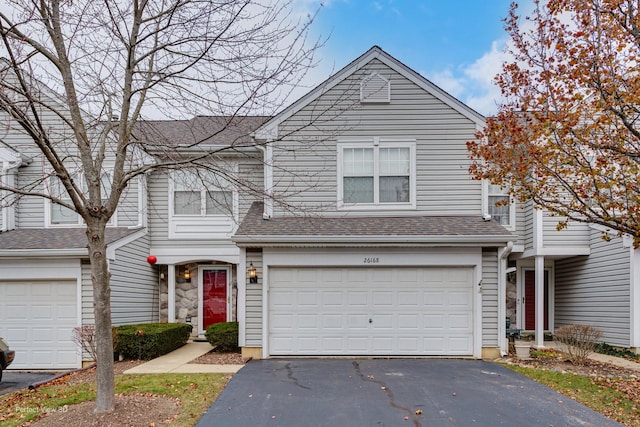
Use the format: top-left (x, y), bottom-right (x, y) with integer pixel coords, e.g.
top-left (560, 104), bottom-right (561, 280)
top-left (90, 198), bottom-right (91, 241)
top-left (123, 341), bottom-right (245, 374)
top-left (544, 341), bottom-right (640, 372)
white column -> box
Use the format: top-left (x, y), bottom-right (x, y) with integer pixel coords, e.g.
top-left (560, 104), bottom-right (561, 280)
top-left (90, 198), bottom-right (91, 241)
top-left (238, 249), bottom-right (247, 347)
top-left (630, 246), bottom-right (640, 349)
top-left (168, 263), bottom-right (176, 323)
top-left (535, 255), bottom-right (545, 348)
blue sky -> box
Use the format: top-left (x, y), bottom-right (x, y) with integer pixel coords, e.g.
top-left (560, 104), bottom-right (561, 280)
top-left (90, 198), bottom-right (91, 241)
top-left (298, 0), bottom-right (527, 116)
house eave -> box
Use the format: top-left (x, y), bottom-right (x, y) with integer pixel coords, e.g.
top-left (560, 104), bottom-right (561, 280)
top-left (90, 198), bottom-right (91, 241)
top-left (0, 248), bottom-right (87, 257)
top-left (233, 234), bottom-right (513, 247)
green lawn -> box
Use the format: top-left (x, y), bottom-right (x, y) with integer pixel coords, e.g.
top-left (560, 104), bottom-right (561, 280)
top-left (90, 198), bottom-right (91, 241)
top-left (0, 373), bottom-right (229, 426)
top-left (507, 365), bottom-right (640, 426)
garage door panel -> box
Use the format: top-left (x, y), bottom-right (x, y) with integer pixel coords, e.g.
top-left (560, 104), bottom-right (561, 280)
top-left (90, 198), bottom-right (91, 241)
top-left (372, 291), bottom-right (393, 307)
top-left (322, 292), bottom-right (343, 306)
top-left (348, 314), bottom-right (368, 329)
top-left (347, 291), bottom-right (368, 306)
top-left (269, 267), bottom-right (474, 356)
top-left (298, 292), bottom-right (319, 307)
top-left (0, 281), bottom-right (79, 369)
top-left (322, 314), bottom-right (344, 329)
top-left (298, 314), bottom-right (318, 329)
top-left (6, 305), bottom-right (27, 320)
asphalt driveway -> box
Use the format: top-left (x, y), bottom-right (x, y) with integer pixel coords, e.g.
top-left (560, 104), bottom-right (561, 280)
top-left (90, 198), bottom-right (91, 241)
top-left (0, 371), bottom-right (58, 396)
top-left (197, 359), bottom-right (622, 427)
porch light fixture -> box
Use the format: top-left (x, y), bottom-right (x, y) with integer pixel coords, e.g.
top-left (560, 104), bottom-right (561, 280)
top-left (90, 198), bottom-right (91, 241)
top-left (184, 268), bottom-right (191, 282)
top-left (248, 262), bottom-right (258, 284)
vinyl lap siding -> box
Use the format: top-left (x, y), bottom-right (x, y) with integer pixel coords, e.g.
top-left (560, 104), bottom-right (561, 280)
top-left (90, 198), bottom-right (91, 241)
top-left (271, 59), bottom-right (482, 216)
top-left (555, 231), bottom-right (631, 347)
top-left (110, 233), bottom-right (158, 325)
top-left (81, 235), bottom-right (158, 327)
top-left (543, 212), bottom-right (589, 247)
top-left (482, 249), bottom-right (499, 347)
top-left (148, 161), bottom-right (263, 249)
top-left (245, 250), bottom-right (263, 347)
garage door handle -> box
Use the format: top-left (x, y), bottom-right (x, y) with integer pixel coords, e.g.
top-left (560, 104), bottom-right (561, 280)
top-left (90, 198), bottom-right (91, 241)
top-left (369, 318), bottom-right (372, 324)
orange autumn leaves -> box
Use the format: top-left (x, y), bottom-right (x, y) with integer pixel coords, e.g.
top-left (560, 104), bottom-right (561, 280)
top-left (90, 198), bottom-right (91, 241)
top-left (467, 0), bottom-right (640, 246)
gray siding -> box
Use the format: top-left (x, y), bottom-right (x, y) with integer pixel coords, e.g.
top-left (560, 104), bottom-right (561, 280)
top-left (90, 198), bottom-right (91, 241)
top-left (271, 58), bottom-right (482, 216)
top-left (543, 212), bottom-right (589, 247)
top-left (109, 233), bottom-right (158, 325)
top-left (555, 230), bottom-right (631, 347)
top-left (524, 201), bottom-right (535, 250)
top-left (81, 234), bottom-right (158, 326)
top-left (482, 249), bottom-right (499, 347)
top-left (148, 158), bottom-right (263, 250)
top-left (245, 250), bottom-right (263, 347)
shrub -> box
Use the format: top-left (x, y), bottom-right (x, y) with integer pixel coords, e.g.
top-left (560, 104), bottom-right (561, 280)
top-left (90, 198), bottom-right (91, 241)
top-left (115, 323), bottom-right (192, 360)
top-left (554, 324), bottom-right (602, 365)
top-left (595, 342), bottom-right (640, 361)
top-left (205, 322), bottom-right (239, 352)
top-left (72, 325), bottom-right (97, 362)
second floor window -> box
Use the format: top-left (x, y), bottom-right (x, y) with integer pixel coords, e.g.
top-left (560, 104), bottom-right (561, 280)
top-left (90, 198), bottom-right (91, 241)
top-left (49, 171), bottom-right (112, 226)
top-left (172, 170), bottom-right (233, 216)
top-left (338, 139), bottom-right (415, 209)
top-left (488, 184), bottom-right (512, 227)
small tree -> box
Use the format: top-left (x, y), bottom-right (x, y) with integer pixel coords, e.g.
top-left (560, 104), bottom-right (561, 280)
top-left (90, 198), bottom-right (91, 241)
top-left (467, 0), bottom-right (640, 247)
top-left (72, 325), bottom-right (98, 363)
top-left (0, 0), bottom-right (320, 413)
top-left (554, 324), bottom-right (602, 366)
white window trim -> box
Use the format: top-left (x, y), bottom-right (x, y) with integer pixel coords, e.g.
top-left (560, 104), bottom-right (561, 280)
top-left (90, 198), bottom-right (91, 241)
top-left (168, 165), bottom-right (239, 239)
top-left (337, 137), bottom-right (416, 211)
top-left (484, 180), bottom-right (515, 230)
top-left (45, 171), bottom-right (117, 228)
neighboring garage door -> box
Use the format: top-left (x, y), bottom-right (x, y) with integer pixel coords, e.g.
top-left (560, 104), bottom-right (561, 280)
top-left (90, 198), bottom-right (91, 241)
top-left (269, 267), bottom-right (474, 356)
top-left (0, 281), bottom-right (79, 369)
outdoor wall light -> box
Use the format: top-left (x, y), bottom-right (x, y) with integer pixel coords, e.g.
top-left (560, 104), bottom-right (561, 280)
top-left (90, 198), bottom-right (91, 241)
top-left (184, 267), bottom-right (191, 282)
top-left (248, 262), bottom-right (258, 284)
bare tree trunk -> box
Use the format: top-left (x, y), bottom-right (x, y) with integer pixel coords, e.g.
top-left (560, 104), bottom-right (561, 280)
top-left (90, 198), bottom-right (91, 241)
top-left (86, 221), bottom-right (115, 413)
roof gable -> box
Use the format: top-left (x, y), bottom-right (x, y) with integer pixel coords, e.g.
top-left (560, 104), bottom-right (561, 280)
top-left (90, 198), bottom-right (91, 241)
top-left (254, 46), bottom-right (485, 140)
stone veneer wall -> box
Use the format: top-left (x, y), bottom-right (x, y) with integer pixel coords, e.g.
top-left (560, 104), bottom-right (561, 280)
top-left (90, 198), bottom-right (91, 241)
top-left (159, 264), bottom-right (237, 336)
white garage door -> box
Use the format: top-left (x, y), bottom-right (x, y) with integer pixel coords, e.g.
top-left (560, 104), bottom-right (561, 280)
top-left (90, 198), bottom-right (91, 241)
top-left (0, 281), bottom-right (80, 369)
top-left (269, 267), bottom-right (474, 356)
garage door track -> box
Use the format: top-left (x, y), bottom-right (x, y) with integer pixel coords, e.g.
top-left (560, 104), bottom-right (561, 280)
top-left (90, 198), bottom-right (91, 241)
top-left (197, 359), bottom-right (621, 427)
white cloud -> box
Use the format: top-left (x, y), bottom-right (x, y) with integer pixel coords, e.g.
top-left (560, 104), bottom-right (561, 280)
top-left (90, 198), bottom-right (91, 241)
top-left (428, 68), bottom-right (466, 98)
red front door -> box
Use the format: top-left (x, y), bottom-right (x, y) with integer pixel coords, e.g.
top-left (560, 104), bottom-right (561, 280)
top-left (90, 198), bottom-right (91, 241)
top-left (203, 269), bottom-right (227, 330)
top-left (524, 270), bottom-right (549, 330)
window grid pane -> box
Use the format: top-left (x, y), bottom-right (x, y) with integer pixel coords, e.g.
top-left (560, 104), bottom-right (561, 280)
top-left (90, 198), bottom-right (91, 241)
top-left (379, 176), bottom-right (410, 203)
top-left (174, 190), bottom-right (201, 215)
top-left (344, 177), bottom-right (374, 203)
top-left (489, 195), bottom-right (510, 225)
top-left (379, 147), bottom-right (410, 175)
top-left (343, 148), bottom-right (374, 176)
top-left (206, 190), bottom-right (233, 215)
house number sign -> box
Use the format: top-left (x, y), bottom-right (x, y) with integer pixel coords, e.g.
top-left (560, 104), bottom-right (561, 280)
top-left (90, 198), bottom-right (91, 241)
top-left (363, 257), bottom-right (380, 264)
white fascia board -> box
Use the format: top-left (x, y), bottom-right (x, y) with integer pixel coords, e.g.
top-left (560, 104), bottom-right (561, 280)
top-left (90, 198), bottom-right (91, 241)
top-left (0, 249), bottom-right (87, 257)
top-left (149, 246), bottom-right (240, 265)
top-left (233, 235), bottom-right (513, 246)
top-left (519, 246), bottom-right (591, 259)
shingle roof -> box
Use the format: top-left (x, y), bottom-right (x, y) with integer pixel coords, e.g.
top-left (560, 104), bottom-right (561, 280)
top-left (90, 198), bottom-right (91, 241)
top-left (0, 227), bottom-right (140, 251)
top-left (233, 202), bottom-right (514, 246)
top-left (133, 116), bottom-right (270, 148)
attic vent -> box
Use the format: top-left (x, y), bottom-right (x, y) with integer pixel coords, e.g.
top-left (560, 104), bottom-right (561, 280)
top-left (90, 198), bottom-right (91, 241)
top-left (360, 73), bottom-right (390, 103)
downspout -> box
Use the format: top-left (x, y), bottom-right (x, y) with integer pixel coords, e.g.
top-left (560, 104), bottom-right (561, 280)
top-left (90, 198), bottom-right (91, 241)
top-left (1, 158), bottom-right (22, 232)
top-left (254, 141), bottom-right (273, 219)
top-left (498, 241), bottom-right (514, 356)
